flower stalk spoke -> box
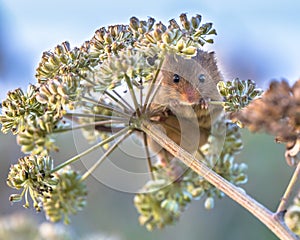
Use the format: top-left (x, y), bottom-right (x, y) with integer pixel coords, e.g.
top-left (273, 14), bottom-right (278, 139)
top-left (276, 161), bottom-right (300, 215)
top-left (81, 96), bottom-right (132, 118)
top-left (81, 129), bottom-right (133, 181)
top-left (142, 132), bottom-right (155, 180)
top-left (52, 127), bottom-right (130, 173)
top-left (53, 119), bottom-right (125, 133)
top-left (124, 76), bottom-right (141, 116)
top-left (112, 89), bottom-right (135, 112)
top-left (142, 59), bottom-right (163, 112)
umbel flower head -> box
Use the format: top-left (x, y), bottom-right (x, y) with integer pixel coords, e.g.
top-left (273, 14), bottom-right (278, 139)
top-left (236, 79), bottom-right (300, 165)
top-left (1, 13), bottom-right (225, 227)
top-left (7, 155), bottom-right (57, 211)
top-left (7, 155), bottom-right (87, 224)
top-left (42, 167), bottom-right (87, 224)
top-left (217, 78), bottom-right (263, 112)
top-left (0, 85), bottom-right (44, 134)
top-left (36, 41), bottom-right (97, 83)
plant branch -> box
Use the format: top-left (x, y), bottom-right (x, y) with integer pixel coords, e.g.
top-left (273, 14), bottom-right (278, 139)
top-left (276, 161), bottom-right (300, 214)
top-left (104, 90), bottom-right (134, 112)
top-left (140, 119), bottom-right (299, 240)
top-left (143, 132), bottom-right (154, 180)
top-left (53, 120), bottom-right (124, 133)
top-left (81, 96), bottom-right (132, 118)
top-left (142, 59), bottom-right (163, 113)
top-left (64, 112), bottom-right (128, 121)
top-left (112, 89), bottom-right (135, 112)
top-left (124, 76), bottom-right (141, 116)
top-left (81, 129), bottom-right (133, 181)
top-left (51, 127), bottom-right (130, 173)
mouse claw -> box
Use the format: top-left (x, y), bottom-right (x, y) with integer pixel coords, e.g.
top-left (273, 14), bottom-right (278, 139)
top-left (199, 98), bottom-right (210, 109)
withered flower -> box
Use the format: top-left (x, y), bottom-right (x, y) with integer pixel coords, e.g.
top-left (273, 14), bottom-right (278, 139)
top-left (236, 79), bottom-right (300, 165)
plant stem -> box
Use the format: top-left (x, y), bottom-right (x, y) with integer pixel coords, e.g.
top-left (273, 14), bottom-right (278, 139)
top-left (276, 161), bottom-right (300, 214)
top-left (82, 96), bottom-right (132, 118)
top-left (53, 120), bottom-right (124, 133)
top-left (124, 76), bottom-right (141, 116)
top-left (51, 127), bottom-right (130, 173)
top-left (140, 119), bottom-right (299, 240)
top-left (78, 73), bottom-right (97, 86)
top-left (144, 77), bottom-right (163, 112)
top-left (65, 112), bottom-right (128, 121)
top-left (142, 59), bottom-right (163, 112)
top-left (209, 100), bottom-right (225, 106)
top-left (143, 132), bottom-right (154, 180)
top-left (112, 89), bottom-right (135, 112)
top-left (80, 129), bottom-right (133, 181)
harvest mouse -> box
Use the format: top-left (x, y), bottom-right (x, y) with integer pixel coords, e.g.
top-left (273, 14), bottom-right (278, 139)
top-left (147, 49), bottom-right (224, 165)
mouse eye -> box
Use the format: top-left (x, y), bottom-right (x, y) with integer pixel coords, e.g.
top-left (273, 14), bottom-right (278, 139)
top-left (173, 74), bottom-right (180, 83)
top-left (198, 74), bottom-right (205, 83)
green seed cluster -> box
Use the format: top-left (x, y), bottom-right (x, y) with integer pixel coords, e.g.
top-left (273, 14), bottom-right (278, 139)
top-left (36, 41), bottom-right (96, 83)
top-left (98, 49), bottom-right (156, 89)
top-left (7, 155), bottom-right (87, 224)
top-left (134, 164), bottom-right (193, 231)
top-left (201, 120), bottom-right (247, 185)
top-left (134, 120), bottom-right (247, 230)
top-left (43, 167), bottom-right (87, 224)
top-left (285, 191), bottom-right (300, 235)
top-left (217, 78), bottom-right (263, 112)
top-left (36, 74), bottom-right (81, 116)
top-left (0, 85), bottom-right (44, 134)
top-left (89, 24), bottom-right (133, 61)
top-left (16, 127), bottom-right (58, 155)
top-left (7, 155), bottom-right (57, 211)
top-left (0, 84), bottom-right (70, 154)
top-left (134, 13), bottom-right (216, 58)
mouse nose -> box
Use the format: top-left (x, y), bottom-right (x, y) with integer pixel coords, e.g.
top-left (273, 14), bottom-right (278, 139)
top-left (185, 85), bottom-right (200, 103)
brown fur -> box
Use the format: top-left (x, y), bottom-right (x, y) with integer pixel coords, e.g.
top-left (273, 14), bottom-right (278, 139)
top-left (147, 49), bottom-right (224, 164)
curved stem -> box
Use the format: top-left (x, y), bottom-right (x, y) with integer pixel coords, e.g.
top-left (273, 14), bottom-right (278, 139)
top-left (140, 119), bottom-right (299, 240)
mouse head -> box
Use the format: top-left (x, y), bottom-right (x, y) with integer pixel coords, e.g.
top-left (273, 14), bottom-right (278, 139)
top-left (156, 50), bottom-right (223, 106)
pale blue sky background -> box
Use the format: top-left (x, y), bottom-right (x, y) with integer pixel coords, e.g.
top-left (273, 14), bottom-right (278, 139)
top-left (0, 0), bottom-right (299, 101)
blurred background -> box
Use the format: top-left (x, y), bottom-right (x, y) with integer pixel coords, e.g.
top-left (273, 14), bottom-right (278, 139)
top-left (0, 0), bottom-right (299, 239)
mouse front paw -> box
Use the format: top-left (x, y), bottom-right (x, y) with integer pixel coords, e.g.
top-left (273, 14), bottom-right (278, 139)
top-left (199, 97), bottom-right (210, 109)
